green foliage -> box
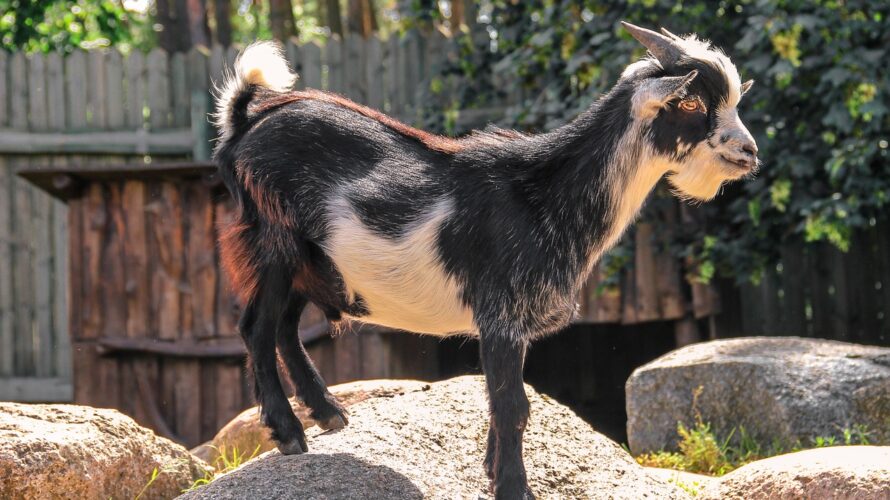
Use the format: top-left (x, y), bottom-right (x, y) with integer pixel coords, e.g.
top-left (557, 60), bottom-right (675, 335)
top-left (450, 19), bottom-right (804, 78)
top-left (442, 0), bottom-right (890, 283)
top-left (0, 0), bottom-right (144, 52)
top-left (635, 420), bottom-right (874, 476)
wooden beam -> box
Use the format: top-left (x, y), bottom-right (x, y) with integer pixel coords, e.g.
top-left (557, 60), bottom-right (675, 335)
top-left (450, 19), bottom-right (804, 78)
top-left (96, 337), bottom-right (247, 358)
top-left (0, 129), bottom-right (194, 155)
top-left (0, 377), bottom-right (73, 402)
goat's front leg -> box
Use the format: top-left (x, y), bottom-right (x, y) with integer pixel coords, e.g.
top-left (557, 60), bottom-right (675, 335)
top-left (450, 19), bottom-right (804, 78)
top-left (240, 266), bottom-right (307, 455)
top-left (479, 330), bottom-right (534, 500)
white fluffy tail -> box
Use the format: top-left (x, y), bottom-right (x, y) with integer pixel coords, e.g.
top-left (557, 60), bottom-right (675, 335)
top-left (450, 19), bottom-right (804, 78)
top-left (214, 41), bottom-right (298, 141)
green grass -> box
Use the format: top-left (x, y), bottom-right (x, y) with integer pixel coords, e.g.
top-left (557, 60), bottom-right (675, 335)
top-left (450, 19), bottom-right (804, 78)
top-left (634, 420), bottom-right (873, 476)
top-left (136, 443), bottom-right (262, 498)
top-left (633, 385), bottom-right (873, 476)
top-left (182, 444), bottom-right (263, 493)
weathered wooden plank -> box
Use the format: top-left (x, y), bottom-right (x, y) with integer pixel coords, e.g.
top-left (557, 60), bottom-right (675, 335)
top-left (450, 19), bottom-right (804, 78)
top-left (385, 36), bottom-right (401, 116)
top-left (301, 42), bottom-right (323, 90)
top-left (99, 184), bottom-right (128, 341)
top-left (216, 363), bottom-right (245, 430)
top-left (9, 52), bottom-right (28, 129)
top-left (326, 38), bottom-right (344, 93)
top-left (0, 161), bottom-right (14, 376)
top-left (0, 129), bottom-right (195, 155)
top-left (170, 52), bottom-right (190, 127)
top-left (27, 53), bottom-right (48, 131)
top-left (105, 50), bottom-right (126, 128)
top-left (333, 332), bottom-right (361, 383)
top-left (632, 223), bottom-right (660, 322)
top-left (46, 52), bottom-right (66, 132)
top-left (33, 189), bottom-right (54, 376)
top-left (80, 184), bottom-right (104, 340)
top-left (65, 51), bottom-right (88, 129)
top-left (0, 377), bottom-right (73, 402)
top-left (345, 34), bottom-right (365, 102)
top-left (186, 185), bottom-right (217, 339)
top-left (188, 47), bottom-right (211, 161)
top-left (52, 197), bottom-right (70, 379)
top-left (122, 181), bottom-right (149, 339)
top-left (0, 51), bottom-right (8, 126)
top-left (147, 49), bottom-right (171, 129)
top-left (365, 37), bottom-right (384, 110)
top-left (148, 183), bottom-right (183, 340)
top-left (360, 331), bottom-right (389, 379)
top-left (876, 222), bottom-right (890, 341)
top-left (125, 50), bottom-right (146, 128)
top-left (87, 50), bottom-right (108, 128)
top-left (779, 239), bottom-right (807, 336)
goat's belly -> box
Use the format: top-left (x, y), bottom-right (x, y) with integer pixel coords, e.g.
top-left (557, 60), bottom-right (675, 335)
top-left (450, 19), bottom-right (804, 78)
top-left (322, 197), bottom-right (476, 336)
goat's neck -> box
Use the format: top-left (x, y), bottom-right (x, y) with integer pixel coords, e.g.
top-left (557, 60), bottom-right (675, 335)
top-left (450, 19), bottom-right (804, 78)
top-left (525, 98), bottom-right (669, 281)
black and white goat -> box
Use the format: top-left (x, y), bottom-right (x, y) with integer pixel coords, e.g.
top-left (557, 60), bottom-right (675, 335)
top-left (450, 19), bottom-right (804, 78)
top-left (213, 22), bottom-right (757, 499)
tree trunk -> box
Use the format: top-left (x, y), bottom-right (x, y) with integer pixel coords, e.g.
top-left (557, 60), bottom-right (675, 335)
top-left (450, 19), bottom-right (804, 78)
top-left (325, 0), bottom-right (344, 37)
top-left (347, 0), bottom-right (377, 37)
top-left (269, 0), bottom-right (298, 41)
top-left (450, 0), bottom-right (464, 32)
top-left (214, 0), bottom-right (233, 46)
top-left (186, 0), bottom-right (211, 48)
top-left (155, 0), bottom-right (184, 52)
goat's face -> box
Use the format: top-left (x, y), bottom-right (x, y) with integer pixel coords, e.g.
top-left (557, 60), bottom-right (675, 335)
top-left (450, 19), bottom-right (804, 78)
top-left (622, 23), bottom-right (758, 201)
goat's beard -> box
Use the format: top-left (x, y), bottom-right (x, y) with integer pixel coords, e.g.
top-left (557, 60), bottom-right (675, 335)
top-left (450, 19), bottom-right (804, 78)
top-left (666, 145), bottom-right (745, 202)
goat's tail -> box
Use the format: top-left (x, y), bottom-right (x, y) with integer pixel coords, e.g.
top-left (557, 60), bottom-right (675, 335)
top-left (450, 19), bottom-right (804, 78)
top-left (213, 41), bottom-right (297, 143)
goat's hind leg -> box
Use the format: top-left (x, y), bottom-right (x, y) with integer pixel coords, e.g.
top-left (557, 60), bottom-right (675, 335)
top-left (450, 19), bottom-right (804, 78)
top-left (275, 290), bottom-right (348, 431)
top-left (240, 264), bottom-right (307, 455)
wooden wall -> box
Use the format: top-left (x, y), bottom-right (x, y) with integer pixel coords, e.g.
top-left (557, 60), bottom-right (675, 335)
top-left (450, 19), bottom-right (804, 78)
top-left (717, 223), bottom-right (890, 347)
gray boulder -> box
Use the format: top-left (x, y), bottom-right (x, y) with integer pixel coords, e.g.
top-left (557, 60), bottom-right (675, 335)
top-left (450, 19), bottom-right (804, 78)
top-left (182, 376), bottom-right (688, 499)
top-left (626, 337), bottom-right (890, 455)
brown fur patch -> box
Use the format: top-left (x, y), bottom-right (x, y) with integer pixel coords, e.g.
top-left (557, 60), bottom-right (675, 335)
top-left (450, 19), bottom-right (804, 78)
top-left (250, 89), bottom-right (467, 154)
top-left (235, 161), bottom-right (293, 227)
top-left (219, 219), bottom-right (259, 304)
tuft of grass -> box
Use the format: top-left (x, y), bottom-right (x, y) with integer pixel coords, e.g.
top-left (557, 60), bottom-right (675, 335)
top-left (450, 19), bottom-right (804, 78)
top-left (182, 443), bottom-right (262, 493)
top-left (634, 386), bottom-right (873, 476)
top-left (635, 421), bottom-right (873, 476)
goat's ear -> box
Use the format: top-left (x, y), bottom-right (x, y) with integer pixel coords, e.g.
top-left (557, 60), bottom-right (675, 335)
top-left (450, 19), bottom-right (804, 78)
top-left (741, 79), bottom-right (754, 96)
top-left (633, 70), bottom-right (698, 119)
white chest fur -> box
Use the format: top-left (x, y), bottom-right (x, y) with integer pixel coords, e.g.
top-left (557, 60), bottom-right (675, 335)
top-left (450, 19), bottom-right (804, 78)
top-left (322, 196), bottom-right (476, 336)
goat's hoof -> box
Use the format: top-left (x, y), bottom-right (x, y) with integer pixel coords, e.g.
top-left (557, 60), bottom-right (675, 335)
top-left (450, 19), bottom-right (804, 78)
top-left (317, 413), bottom-right (348, 431)
top-left (493, 484), bottom-right (535, 500)
top-left (277, 438), bottom-right (307, 455)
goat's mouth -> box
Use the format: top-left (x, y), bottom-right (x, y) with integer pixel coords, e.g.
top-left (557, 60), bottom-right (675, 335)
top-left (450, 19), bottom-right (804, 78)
top-left (719, 154), bottom-right (757, 174)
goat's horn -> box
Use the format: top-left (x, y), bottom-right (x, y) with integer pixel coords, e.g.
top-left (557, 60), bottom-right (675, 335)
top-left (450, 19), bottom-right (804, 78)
top-left (621, 21), bottom-right (683, 66)
top-left (660, 27), bottom-right (682, 41)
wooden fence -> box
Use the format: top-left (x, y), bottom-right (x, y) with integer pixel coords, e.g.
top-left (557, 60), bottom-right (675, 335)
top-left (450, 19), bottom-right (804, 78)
top-left (717, 223), bottom-right (890, 346)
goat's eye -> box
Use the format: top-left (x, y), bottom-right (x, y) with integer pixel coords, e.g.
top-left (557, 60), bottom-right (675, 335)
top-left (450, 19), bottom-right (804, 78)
top-left (678, 99), bottom-right (703, 113)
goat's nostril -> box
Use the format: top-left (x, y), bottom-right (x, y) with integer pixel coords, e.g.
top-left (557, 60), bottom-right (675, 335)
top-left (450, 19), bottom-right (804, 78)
top-left (742, 143), bottom-right (758, 157)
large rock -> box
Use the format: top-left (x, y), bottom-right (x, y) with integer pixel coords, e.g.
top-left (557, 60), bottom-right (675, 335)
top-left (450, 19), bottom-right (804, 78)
top-left (192, 379), bottom-right (428, 464)
top-left (0, 403), bottom-right (211, 500)
top-left (626, 337), bottom-right (890, 454)
top-left (182, 376), bottom-right (688, 499)
top-left (701, 446), bottom-right (890, 499)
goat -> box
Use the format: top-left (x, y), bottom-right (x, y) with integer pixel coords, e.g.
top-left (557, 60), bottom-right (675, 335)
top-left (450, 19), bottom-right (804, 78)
top-left (212, 22), bottom-right (758, 499)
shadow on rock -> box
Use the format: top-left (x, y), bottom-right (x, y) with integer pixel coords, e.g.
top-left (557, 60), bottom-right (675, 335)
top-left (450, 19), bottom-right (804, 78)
top-left (180, 452), bottom-right (423, 500)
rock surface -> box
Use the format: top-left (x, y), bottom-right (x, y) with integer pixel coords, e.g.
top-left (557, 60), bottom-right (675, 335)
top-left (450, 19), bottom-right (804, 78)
top-left (0, 402), bottom-right (211, 500)
top-left (626, 337), bottom-right (890, 454)
top-left (701, 446), bottom-right (890, 500)
top-left (192, 379), bottom-right (428, 464)
top-left (182, 376), bottom-right (688, 499)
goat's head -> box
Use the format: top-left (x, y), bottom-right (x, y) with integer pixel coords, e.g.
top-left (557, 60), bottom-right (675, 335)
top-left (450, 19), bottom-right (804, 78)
top-left (620, 22), bottom-right (758, 201)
